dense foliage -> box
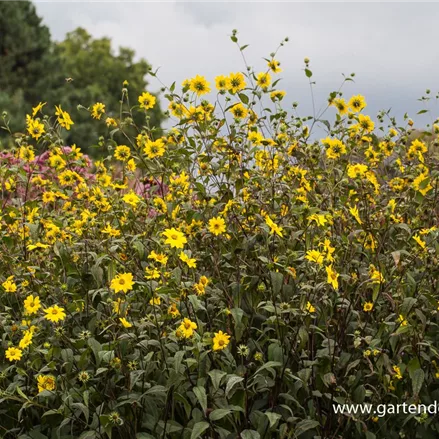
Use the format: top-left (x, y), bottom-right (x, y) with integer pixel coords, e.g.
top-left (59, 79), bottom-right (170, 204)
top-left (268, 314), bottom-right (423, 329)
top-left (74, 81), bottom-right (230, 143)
top-left (0, 1), bottom-right (164, 153)
top-left (1, 31), bottom-right (439, 439)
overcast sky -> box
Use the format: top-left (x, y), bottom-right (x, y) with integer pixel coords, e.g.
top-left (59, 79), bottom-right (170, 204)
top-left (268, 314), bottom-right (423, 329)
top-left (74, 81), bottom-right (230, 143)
top-left (34, 1), bottom-right (439, 129)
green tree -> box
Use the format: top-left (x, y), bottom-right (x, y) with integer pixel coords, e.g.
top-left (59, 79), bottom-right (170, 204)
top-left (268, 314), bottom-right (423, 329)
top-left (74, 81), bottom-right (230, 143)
top-left (0, 1), bottom-right (51, 100)
top-left (0, 2), bottom-right (164, 153)
top-left (50, 28), bottom-right (164, 153)
top-left (0, 1), bottom-right (53, 135)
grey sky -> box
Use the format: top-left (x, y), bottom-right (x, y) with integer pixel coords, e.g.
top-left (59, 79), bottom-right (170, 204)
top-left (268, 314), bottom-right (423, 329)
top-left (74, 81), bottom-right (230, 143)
top-left (34, 1), bottom-right (439, 129)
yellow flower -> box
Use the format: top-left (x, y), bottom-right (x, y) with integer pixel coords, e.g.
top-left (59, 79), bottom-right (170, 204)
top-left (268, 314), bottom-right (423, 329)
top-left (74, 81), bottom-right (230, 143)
top-left (305, 250), bottom-right (324, 265)
top-left (363, 302), bottom-right (373, 312)
top-left (179, 251), bottom-right (197, 268)
top-left (189, 75), bottom-right (210, 96)
top-left (413, 234), bottom-right (427, 250)
top-left (19, 330), bottom-right (33, 349)
top-left (348, 95), bottom-right (366, 113)
top-left (369, 265), bottom-right (384, 284)
top-left (248, 131), bottom-right (264, 145)
top-left (114, 145), bottom-right (131, 162)
top-left (208, 217), bottom-right (226, 236)
top-left (27, 118), bottom-right (45, 140)
top-left (388, 179), bottom-right (404, 194)
top-left (37, 375), bottom-right (56, 393)
top-left (267, 59), bottom-right (282, 73)
top-left (212, 330), bottom-right (231, 351)
top-left (32, 102), bottom-right (46, 116)
top-left (101, 223), bottom-right (121, 237)
top-left (138, 92), bottom-right (156, 110)
top-left (91, 102), bottom-right (105, 120)
top-left (358, 114), bottom-right (375, 133)
top-left (215, 75), bottom-right (228, 91)
top-left (256, 72), bottom-right (271, 89)
top-left (265, 215), bottom-right (283, 237)
top-left (321, 239), bottom-right (336, 263)
top-left (229, 103), bottom-right (248, 119)
top-left (393, 365), bottom-right (403, 380)
top-left (5, 346), bottom-right (22, 362)
top-left (127, 158), bottom-right (136, 172)
top-left (163, 228), bottom-right (187, 249)
top-left (24, 295), bottom-right (41, 315)
top-left (144, 139), bottom-right (166, 159)
top-left (226, 72), bottom-right (246, 94)
top-left (113, 298), bottom-right (126, 315)
top-left (145, 267), bottom-right (161, 280)
top-left (106, 117), bottom-right (117, 127)
top-left (55, 105), bottom-right (74, 130)
top-left (308, 214), bottom-right (327, 227)
top-left (111, 273), bottom-right (134, 294)
top-left (325, 265), bottom-right (339, 289)
top-left (397, 314), bottom-right (408, 326)
top-left (148, 250), bottom-right (168, 265)
top-left (409, 139), bottom-right (427, 155)
top-left (2, 276), bottom-right (17, 293)
top-left (413, 172), bottom-right (432, 196)
top-left (347, 163), bottom-right (368, 179)
top-left (149, 296), bottom-right (161, 306)
top-left (177, 318), bottom-right (197, 338)
top-left (44, 305), bottom-right (66, 323)
top-left (19, 145), bottom-right (35, 162)
top-left (270, 90), bottom-right (286, 101)
top-left (331, 98), bottom-right (348, 115)
top-left (119, 317), bottom-right (132, 328)
top-left (58, 170), bottom-right (82, 186)
top-left (168, 303), bottom-right (180, 318)
top-left (122, 191), bottom-right (140, 208)
top-left (322, 137), bottom-right (347, 159)
top-left (48, 154), bottom-right (66, 170)
top-left (349, 205), bottom-right (362, 225)
top-left (306, 302), bottom-right (316, 314)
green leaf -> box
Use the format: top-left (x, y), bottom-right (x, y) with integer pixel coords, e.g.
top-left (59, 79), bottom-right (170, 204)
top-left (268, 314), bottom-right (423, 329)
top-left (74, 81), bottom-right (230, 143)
top-left (353, 385), bottom-right (366, 403)
top-left (174, 350), bottom-right (185, 373)
top-left (407, 357), bottom-right (421, 379)
top-left (268, 343), bottom-right (283, 362)
top-left (294, 419), bottom-right (320, 436)
top-left (241, 430), bottom-right (260, 439)
top-left (238, 93), bottom-right (249, 105)
top-left (230, 307), bottom-right (245, 341)
top-left (208, 369), bottom-right (227, 390)
top-left (225, 375), bottom-right (244, 397)
top-left (305, 69), bottom-right (313, 78)
top-left (87, 338), bottom-right (102, 366)
top-left (193, 386), bottom-right (208, 413)
top-left (191, 421), bottom-right (210, 439)
top-left (254, 361), bottom-right (282, 376)
top-left (91, 264), bottom-right (103, 287)
top-left (209, 408), bottom-right (232, 421)
top-left (265, 412), bottom-right (281, 428)
top-left (270, 271), bottom-right (283, 295)
top-left (16, 385), bottom-right (31, 401)
top-left (412, 369), bottom-right (424, 395)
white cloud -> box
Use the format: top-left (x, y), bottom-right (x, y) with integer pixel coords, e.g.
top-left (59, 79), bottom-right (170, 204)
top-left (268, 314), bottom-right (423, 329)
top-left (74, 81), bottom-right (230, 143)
top-left (34, 1), bottom-right (439, 127)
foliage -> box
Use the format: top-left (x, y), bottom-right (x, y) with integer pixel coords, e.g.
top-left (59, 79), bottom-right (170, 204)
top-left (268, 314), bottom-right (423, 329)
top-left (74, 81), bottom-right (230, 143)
top-left (0, 2), bottom-right (164, 154)
top-left (2, 32), bottom-right (439, 439)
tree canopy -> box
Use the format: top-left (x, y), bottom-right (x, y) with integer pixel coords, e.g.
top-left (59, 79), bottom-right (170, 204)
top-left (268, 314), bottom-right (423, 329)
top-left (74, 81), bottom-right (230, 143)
top-left (0, 1), bottom-right (164, 154)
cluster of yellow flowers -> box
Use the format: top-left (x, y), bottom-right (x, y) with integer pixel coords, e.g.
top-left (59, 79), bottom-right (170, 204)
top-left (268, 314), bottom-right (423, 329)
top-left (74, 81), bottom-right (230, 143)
top-left (2, 43), bottom-right (439, 438)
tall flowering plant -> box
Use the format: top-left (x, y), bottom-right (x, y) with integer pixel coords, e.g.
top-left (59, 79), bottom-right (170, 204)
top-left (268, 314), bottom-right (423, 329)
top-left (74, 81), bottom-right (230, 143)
top-left (1, 31), bottom-right (439, 439)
